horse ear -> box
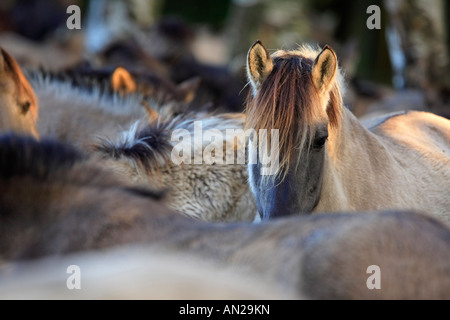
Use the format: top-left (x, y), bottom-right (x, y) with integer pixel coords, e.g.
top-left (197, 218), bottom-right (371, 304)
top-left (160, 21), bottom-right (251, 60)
top-left (312, 45), bottom-right (337, 94)
top-left (111, 67), bottom-right (137, 95)
top-left (141, 100), bottom-right (160, 122)
top-left (247, 40), bottom-right (273, 92)
top-left (177, 76), bottom-right (201, 104)
top-left (0, 49), bottom-right (5, 73)
top-left (0, 48), bottom-right (11, 74)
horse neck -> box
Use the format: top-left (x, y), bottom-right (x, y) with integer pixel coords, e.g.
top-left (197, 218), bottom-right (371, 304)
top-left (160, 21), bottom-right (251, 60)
top-left (318, 107), bottom-right (394, 210)
top-left (328, 108), bottom-right (378, 159)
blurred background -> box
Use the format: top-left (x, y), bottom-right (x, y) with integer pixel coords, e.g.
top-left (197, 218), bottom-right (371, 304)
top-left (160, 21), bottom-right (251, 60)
top-left (0, 0), bottom-right (449, 118)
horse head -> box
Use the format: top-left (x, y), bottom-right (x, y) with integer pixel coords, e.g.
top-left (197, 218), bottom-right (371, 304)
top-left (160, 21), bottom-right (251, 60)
top-left (245, 41), bottom-right (343, 219)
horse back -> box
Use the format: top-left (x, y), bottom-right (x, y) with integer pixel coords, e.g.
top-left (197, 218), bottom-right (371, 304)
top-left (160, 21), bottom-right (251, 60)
top-left (369, 111), bottom-right (450, 154)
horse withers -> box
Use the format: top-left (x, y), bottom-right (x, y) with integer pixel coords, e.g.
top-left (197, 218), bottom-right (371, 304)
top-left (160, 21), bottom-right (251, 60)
top-left (246, 41), bottom-right (450, 221)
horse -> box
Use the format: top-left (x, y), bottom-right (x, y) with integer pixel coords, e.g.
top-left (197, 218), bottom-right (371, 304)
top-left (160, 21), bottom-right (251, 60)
top-left (245, 41), bottom-right (450, 221)
top-left (27, 68), bottom-right (190, 151)
top-left (0, 246), bottom-right (293, 300)
top-left (25, 61), bottom-right (255, 222)
top-left (40, 64), bottom-right (201, 108)
top-left (0, 47), bottom-right (39, 139)
top-left (1, 133), bottom-right (450, 299)
top-left (93, 111), bottom-right (257, 222)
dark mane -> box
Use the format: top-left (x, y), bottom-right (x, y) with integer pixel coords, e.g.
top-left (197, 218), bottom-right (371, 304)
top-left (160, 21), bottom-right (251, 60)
top-left (0, 133), bottom-right (85, 180)
top-left (93, 121), bottom-right (174, 173)
top-left (245, 51), bottom-right (342, 181)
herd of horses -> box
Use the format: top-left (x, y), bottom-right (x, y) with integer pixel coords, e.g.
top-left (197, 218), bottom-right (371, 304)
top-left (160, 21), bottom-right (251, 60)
top-left (0, 34), bottom-right (450, 299)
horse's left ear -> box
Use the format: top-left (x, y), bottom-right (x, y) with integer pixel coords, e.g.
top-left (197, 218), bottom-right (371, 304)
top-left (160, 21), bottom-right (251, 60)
top-left (0, 48), bottom-right (14, 75)
top-left (111, 67), bottom-right (137, 95)
top-left (0, 49), bottom-right (5, 73)
top-left (312, 45), bottom-right (337, 94)
top-left (247, 40), bottom-right (273, 93)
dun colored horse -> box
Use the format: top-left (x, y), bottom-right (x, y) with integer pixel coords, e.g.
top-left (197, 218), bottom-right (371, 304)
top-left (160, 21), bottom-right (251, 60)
top-left (33, 65), bottom-right (201, 109)
top-left (0, 47), bottom-right (38, 139)
top-left (21, 50), bottom-right (255, 222)
top-left (246, 41), bottom-right (450, 221)
top-left (0, 246), bottom-right (292, 300)
top-left (28, 70), bottom-right (154, 150)
top-left (27, 67), bottom-right (200, 151)
top-left (1, 134), bottom-right (449, 299)
top-left (93, 112), bottom-right (257, 222)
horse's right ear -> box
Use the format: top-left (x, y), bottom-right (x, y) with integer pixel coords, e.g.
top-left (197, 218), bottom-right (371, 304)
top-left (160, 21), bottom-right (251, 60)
top-left (111, 67), bottom-right (137, 95)
top-left (247, 40), bottom-right (273, 93)
top-left (312, 45), bottom-right (337, 94)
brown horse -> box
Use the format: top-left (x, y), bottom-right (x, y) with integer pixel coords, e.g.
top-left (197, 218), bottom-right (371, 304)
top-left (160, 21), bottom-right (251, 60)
top-left (1, 133), bottom-right (449, 299)
top-left (0, 47), bottom-right (38, 139)
top-left (245, 41), bottom-right (450, 221)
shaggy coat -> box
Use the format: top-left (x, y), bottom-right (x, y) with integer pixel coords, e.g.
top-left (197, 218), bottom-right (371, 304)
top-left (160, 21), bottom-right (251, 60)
top-left (1, 134), bottom-right (450, 299)
top-left (94, 112), bottom-right (257, 222)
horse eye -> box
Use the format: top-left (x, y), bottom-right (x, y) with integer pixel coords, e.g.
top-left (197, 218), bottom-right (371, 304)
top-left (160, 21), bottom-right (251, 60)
top-left (313, 135), bottom-right (328, 149)
top-left (20, 101), bottom-right (31, 115)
